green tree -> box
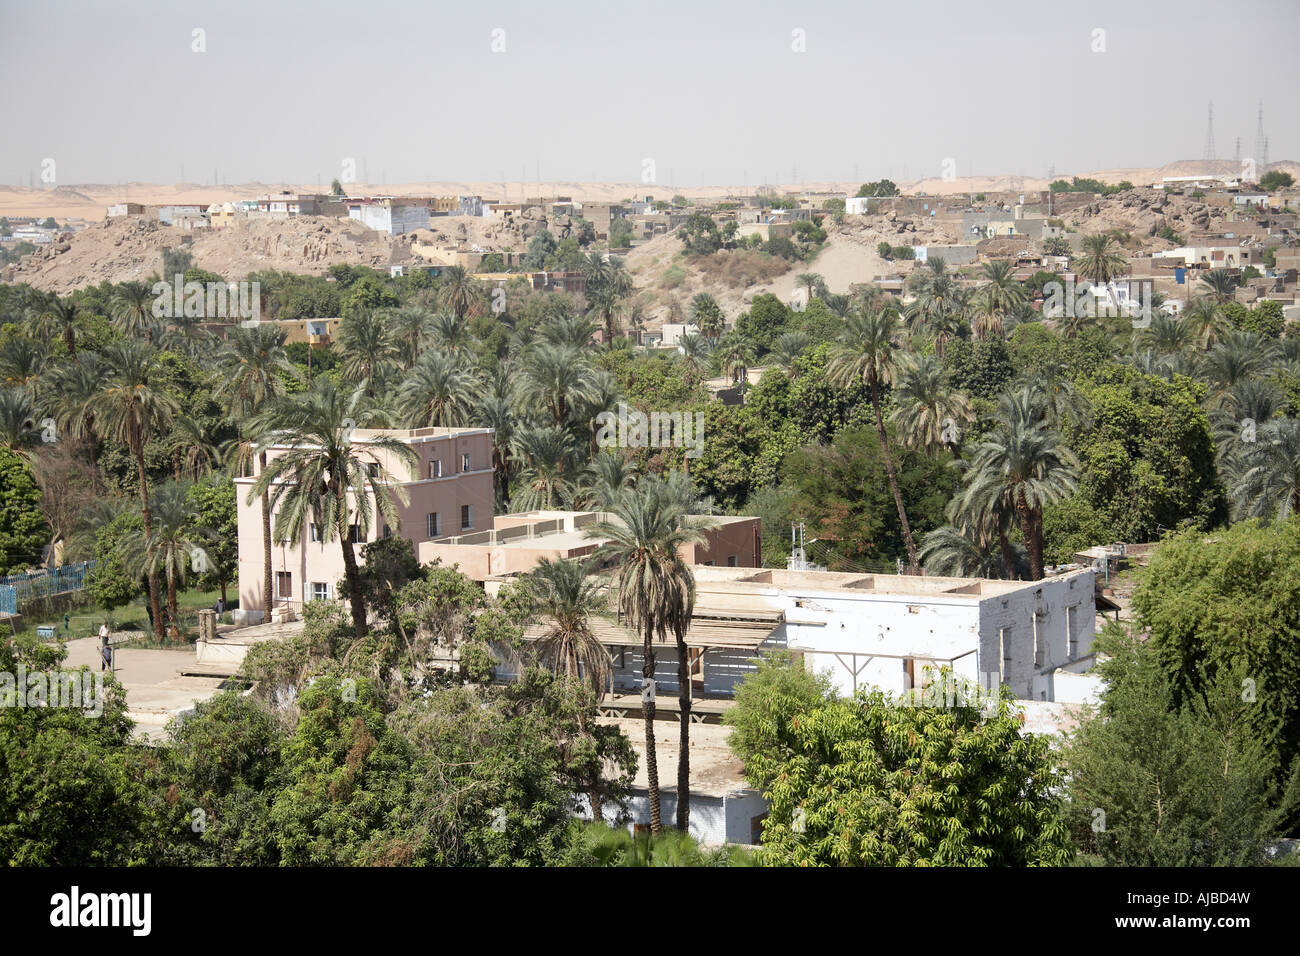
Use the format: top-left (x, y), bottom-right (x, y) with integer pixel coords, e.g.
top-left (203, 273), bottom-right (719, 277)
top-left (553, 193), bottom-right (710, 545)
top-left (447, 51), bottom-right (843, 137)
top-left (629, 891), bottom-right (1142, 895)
top-left (0, 446), bottom-right (48, 573)
top-left (1259, 170), bottom-right (1294, 192)
top-left (1075, 234), bottom-right (1128, 285)
top-left (186, 476), bottom-right (238, 605)
top-left (739, 661), bottom-right (1073, 866)
top-left (1064, 627), bottom-right (1297, 865)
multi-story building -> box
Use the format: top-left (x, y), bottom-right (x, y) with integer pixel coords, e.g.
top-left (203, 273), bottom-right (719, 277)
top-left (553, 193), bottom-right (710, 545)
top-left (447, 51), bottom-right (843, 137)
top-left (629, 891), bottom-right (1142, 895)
top-left (235, 427), bottom-right (495, 620)
top-left (347, 198), bottom-right (431, 235)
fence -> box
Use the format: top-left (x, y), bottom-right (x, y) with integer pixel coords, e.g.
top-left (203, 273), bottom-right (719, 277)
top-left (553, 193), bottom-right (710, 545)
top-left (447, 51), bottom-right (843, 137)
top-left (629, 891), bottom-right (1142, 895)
top-left (0, 561), bottom-right (95, 616)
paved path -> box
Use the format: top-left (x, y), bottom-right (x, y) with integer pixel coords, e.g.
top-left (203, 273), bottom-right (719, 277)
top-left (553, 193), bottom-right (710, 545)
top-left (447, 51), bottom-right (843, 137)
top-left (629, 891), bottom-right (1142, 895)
top-left (63, 637), bottom-right (227, 741)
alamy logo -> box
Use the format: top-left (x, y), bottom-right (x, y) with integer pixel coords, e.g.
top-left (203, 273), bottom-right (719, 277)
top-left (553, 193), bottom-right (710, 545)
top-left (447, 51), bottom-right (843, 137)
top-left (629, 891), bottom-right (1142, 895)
top-left (49, 886), bottom-right (151, 936)
top-left (1042, 277), bottom-right (1153, 327)
top-left (151, 274), bottom-right (260, 325)
top-left (594, 403), bottom-right (706, 459)
top-left (0, 664), bottom-right (103, 717)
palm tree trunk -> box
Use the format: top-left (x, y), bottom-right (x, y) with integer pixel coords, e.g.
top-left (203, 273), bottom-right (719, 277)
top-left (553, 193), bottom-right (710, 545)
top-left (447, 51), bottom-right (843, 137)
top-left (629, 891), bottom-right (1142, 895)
top-left (675, 633), bottom-right (691, 833)
top-left (167, 574), bottom-right (179, 643)
top-left (998, 527), bottom-right (1016, 579)
top-left (642, 630), bottom-right (660, 834)
top-left (131, 424), bottom-right (166, 643)
top-left (259, 449), bottom-right (273, 619)
top-left (337, 486), bottom-right (368, 640)
top-left (64, 325), bottom-right (76, 360)
top-left (871, 376), bottom-right (920, 572)
top-left (1015, 493), bottom-right (1044, 580)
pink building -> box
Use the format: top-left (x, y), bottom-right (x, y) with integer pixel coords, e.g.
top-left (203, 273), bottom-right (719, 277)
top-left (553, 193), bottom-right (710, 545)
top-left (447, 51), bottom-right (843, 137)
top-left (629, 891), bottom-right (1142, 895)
top-left (235, 427), bottom-right (495, 620)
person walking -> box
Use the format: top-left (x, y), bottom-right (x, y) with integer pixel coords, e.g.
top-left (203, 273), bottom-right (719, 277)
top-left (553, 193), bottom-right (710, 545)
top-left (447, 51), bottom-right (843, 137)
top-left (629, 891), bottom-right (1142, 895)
top-left (98, 622), bottom-right (113, 673)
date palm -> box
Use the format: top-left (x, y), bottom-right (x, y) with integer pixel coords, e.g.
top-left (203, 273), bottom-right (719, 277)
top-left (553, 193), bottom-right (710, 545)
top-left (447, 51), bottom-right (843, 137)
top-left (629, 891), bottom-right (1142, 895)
top-left (0, 336), bottom-right (49, 399)
top-left (250, 380), bottom-right (418, 640)
top-left (579, 450), bottom-right (638, 509)
top-left (215, 323), bottom-right (296, 615)
top-left (88, 341), bottom-right (180, 641)
top-left (890, 354), bottom-right (973, 455)
top-left (1201, 331), bottom-right (1278, 406)
top-left (587, 282), bottom-right (625, 346)
top-left (587, 478), bottom-right (707, 834)
top-left (0, 385), bottom-right (40, 457)
top-left (111, 280), bottom-right (159, 344)
top-left (428, 310), bottom-right (472, 355)
top-left (396, 350), bottom-right (477, 428)
top-left (1183, 297), bottom-right (1224, 349)
top-left (1075, 234), bottom-right (1128, 286)
top-left (827, 303), bottom-right (919, 571)
top-left (1142, 313), bottom-right (1193, 355)
top-left (1200, 268), bottom-right (1238, 304)
top-left (537, 313), bottom-right (599, 350)
top-left (770, 331), bottom-right (811, 372)
top-left (524, 555), bottom-right (616, 820)
top-left (676, 333), bottom-right (712, 377)
top-left (1233, 418), bottom-right (1300, 519)
top-left (121, 481), bottom-right (205, 643)
top-left (388, 305), bottom-right (431, 369)
top-left (34, 295), bottom-right (80, 359)
top-left (520, 342), bottom-right (598, 427)
top-left (690, 293), bottom-right (725, 342)
top-left (716, 334), bottom-right (755, 393)
top-left (438, 265), bottom-right (480, 321)
top-left (970, 260), bottom-right (1027, 340)
top-left (337, 309), bottom-right (398, 388)
top-left (509, 422), bottom-right (581, 511)
top-left (962, 413), bottom-right (1079, 580)
top-left (470, 363), bottom-right (518, 511)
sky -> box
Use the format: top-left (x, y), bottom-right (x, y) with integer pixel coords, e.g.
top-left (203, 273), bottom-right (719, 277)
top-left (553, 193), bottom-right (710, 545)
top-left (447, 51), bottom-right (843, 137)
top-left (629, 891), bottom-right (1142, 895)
top-left (1, 0), bottom-right (1296, 187)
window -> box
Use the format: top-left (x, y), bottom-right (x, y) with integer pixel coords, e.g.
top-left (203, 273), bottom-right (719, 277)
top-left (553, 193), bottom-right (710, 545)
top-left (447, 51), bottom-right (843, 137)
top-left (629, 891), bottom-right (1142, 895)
top-left (310, 582), bottom-right (329, 602)
top-left (461, 452), bottom-right (471, 472)
top-left (382, 524), bottom-right (392, 539)
top-left (460, 505), bottom-right (472, 530)
top-left (703, 560), bottom-right (715, 567)
top-left (726, 554), bottom-right (738, 567)
top-left (309, 523), bottom-right (321, 543)
top-left (427, 512), bottom-right (441, 538)
top-left (366, 462), bottom-right (379, 478)
top-left (1000, 626), bottom-right (1013, 680)
top-left (429, 459), bottom-right (442, 479)
top-left (276, 572), bottom-right (293, 600)
top-left (349, 524), bottom-right (362, 543)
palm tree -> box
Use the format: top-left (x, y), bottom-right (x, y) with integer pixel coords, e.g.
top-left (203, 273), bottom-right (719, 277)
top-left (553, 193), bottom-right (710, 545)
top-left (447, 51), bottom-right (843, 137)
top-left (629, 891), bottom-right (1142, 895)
top-left (579, 450), bottom-right (638, 508)
top-left (396, 350), bottom-right (477, 427)
top-left (388, 305), bottom-right (431, 369)
top-left (1233, 418), bottom-right (1300, 519)
top-left (89, 341), bottom-right (180, 641)
top-left (215, 324), bottom-right (296, 616)
top-left (427, 311), bottom-right (472, 355)
top-left (904, 264), bottom-right (965, 356)
top-left (1201, 331), bottom-right (1278, 406)
top-left (827, 303), bottom-right (920, 572)
top-left (796, 273), bottom-right (825, 300)
top-left (520, 343), bottom-right (598, 426)
top-left (587, 282), bottom-right (625, 346)
top-left (716, 334), bottom-right (755, 394)
top-left (1200, 268), bottom-right (1238, 303)
top-left (769, 331), bottom-right (811, 372)
top-left (438, 265), bottom-right (480, 321)
top-left (0, 337), bottom-right (49, 399)
top-left (34, 296), bottom-right (79, 359)
top-left (470, 364), bottom-right (518, 511)
top-left (962, 415), bottom-right (1079, 580)
top-left (0, 385), bottom-right (39, 457)
top-left (122, 481), bottom-right (205, 643)
top-left (1075, 234), bottom-right (1128, 286)
top-left (168, 413), bottom-right (223, 480)
top-left (111, 280), bottom-right (159, 344)
top-left (889, 354), bottom-right (973, 455)
top-left (690, 293), bottom-right (725, 342)
top-left (537, 313), bottom-right (599, 350)
top-left (920, 521), bottom-right (1017, 579)
top-left (337, 309), bottom-right (398, 388)
top-left (1142, 313), bottom-right (1194, 354)
top-left (509, 423), bottom-right (582, 511)
top-left (970, 260), bottom-right (1027, 340)
top-left (524, 555), bottom-right (616, 820)
top-left (250, 380), bottom-right (418, 640)
top-left (587, 479), bottom-right (707, 834)
top-left (676, 333), bottom-right (712, 377)
top-left (1183, 297), bottom-right (1224, 349)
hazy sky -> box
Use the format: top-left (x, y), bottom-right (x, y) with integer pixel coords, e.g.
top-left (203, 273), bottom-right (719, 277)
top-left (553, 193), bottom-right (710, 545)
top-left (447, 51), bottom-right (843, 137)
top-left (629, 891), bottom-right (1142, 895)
top-left (2, 0), bottom-right (1296, 186)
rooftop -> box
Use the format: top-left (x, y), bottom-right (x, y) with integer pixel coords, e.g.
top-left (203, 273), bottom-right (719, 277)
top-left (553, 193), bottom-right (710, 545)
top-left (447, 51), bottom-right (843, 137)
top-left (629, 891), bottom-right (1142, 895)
top-left (688, 565), bottom-right (1068, 599)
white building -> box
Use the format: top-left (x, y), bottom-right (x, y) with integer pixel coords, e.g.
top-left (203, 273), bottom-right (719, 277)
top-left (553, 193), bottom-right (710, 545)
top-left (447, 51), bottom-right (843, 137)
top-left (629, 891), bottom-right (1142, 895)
top-left (535, 566), bottom-right (1099, 706)
top-left (347, 199), bottom-right (430, 235)
top-left (845, 197), bottom-right (872, 215)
